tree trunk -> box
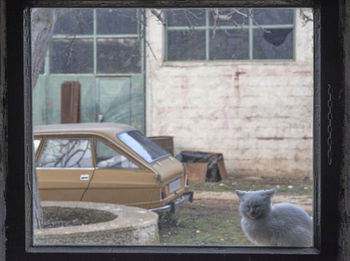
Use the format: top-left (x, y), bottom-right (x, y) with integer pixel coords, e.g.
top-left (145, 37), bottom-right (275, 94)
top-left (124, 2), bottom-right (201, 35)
top-left (31, 8), bottom-right (57, 229)
top-left (31, 8), bottom-right (57, 88)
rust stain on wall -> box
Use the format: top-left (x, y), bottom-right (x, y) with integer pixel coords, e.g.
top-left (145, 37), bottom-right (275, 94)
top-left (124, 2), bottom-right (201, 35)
top-left (302, 136), bottom-right (312, 140)
top-left (234, 71), bottom-right (246, 98)
top-left (257, 137), bottom-right (285, 140)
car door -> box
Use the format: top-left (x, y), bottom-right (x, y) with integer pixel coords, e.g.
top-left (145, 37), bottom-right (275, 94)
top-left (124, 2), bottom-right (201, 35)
top-left (82, 138), bottom-right (159, 209)
top-left (36, 137), bottom-right (94, 201)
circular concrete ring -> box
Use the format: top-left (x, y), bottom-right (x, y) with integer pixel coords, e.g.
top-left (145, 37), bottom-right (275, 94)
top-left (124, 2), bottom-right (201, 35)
top-left (34, 201), bottom-right (159, 245)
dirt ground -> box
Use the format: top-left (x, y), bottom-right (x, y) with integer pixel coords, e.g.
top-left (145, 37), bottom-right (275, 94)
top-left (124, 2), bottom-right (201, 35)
top-left (39, 177), bottom-right (313, 246)
top-left (193, 191), bottom-right (313, 212)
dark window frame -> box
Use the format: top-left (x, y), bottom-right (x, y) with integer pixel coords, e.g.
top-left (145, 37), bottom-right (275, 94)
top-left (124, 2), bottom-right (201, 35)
top-left (4, 0), bottom-right (344, 260)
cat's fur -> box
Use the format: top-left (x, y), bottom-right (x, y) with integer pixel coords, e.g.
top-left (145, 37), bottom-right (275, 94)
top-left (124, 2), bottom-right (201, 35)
top-left (236, 188), bottom-right (312, 247)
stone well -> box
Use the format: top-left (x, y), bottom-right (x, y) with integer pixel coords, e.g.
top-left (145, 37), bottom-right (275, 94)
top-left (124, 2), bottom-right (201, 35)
top-left (34, 201), bottom-right (159, 245)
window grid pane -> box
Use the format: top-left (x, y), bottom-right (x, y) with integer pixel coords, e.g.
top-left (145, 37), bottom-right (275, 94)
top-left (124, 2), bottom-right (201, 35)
top-left (165, 8), bottom-right (295, 61)
top-left (49, 8), bottom-right (142, 74)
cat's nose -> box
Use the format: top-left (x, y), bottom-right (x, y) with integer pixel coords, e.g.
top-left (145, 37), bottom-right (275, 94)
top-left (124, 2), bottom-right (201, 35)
top-left (251, 210), bottom-right (259, 218)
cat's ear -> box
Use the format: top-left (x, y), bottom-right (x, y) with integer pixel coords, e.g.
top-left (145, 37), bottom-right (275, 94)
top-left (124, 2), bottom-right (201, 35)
top-left (236, 190), bottom-right (246, 200)
top-left (262, 188), bottom-right (276, 199)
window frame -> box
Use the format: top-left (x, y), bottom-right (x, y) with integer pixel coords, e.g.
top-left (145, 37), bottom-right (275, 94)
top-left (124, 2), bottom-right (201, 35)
top-left (4, 0), bottom-right (344, 260)
top-left (164, 8), bottom-right (296, 62)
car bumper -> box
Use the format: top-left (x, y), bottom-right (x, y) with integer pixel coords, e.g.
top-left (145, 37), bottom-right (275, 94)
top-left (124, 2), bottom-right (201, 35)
top-left (149, 191), bottom-right (194, 214)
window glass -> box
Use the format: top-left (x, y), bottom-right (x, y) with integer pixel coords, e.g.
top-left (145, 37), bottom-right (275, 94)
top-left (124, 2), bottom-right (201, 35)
top-left (252, 8), bottom-right (294, 25)
top-left (167, 30), bottom-right (206, 61)
top-left (53, 8), bottom-right (93, 35)
top-left (31, 7), bottom-right (314, 248)
top-left (47, 8), bottom-right (141, 74)
top-left (94, 140), bottom-right (140, 169)
top-left (165, 8), bottom-right (295, 61)
top-left (209, 8), bottom-right (250, 26)
top-left (210, 29), bottom-right (249, 60)
top-left (118, 130), bottom-right (170, 163)
top-left (97, 38), bottom-right (141, 73)
top-left (37, 139), bottom-right (92, 168)
top-left (50, 39), bottom-right (94, 73)
top-left (166, 8), bottom-right (206, 27)
top-left (97, 8), bottom-right (138, 34)
top-left (253, 28), bottom-right (294, 59)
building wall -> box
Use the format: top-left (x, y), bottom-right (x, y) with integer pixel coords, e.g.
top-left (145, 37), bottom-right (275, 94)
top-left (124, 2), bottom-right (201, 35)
top-left (146, 9), bottom-right (314, 178)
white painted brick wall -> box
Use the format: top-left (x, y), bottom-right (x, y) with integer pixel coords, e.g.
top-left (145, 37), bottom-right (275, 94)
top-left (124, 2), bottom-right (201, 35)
top-left (146, 9), bottom-right (314, 178)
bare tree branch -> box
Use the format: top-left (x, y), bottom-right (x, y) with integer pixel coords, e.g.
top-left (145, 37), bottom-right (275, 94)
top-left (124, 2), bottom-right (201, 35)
top-left (150, 9), bottom-right (166, 25)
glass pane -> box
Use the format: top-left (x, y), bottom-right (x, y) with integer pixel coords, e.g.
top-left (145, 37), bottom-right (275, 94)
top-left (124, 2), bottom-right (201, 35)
top-left (97, 38), bottom-right (141, 73)
top-left (50, 39), bottom-right (93, 73)
top-left (97, 8), bottom-right (138, 34)
top-left (118, 130), bottom-right (170, 163)
top-left (210, 29), bottom-right (249, 60)
top-left (253, 28), bottom-right (294, 59)
top-left (166, 8), bottom-right (206, 27)
top-left (38, 139), bottom-right (92, 168)
top-left (253, 8), bottom-right (294, 25)
top-left (95, 140), bottom-right (139, 169)
top-left (53, 8), bottom-right (93, 35)
top-left (167, 30), bottom-right (206, 61)
top-left (209, 8), bottom-right (249, 26)
top-left (32, 7), bottom-right (314, 248)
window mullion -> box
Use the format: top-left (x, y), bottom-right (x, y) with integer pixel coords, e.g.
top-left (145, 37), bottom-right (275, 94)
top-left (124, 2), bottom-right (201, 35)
top-left (140, 8), bottom-right (145, 74)
top-left (93, 8), bottom-right (97, 75)
top-left (293, 8), bottom-right (296, 60)
top-left (164, 12), bottom-right (168, 61)
top-left (206, 9), bottom-right (210, 61)
top-left (249, 10), bottom-right (253, 60)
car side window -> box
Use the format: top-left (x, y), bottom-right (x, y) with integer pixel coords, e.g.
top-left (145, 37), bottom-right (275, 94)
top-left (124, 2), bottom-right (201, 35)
top-left (94, 140), bottom-right (140, 169)
top-left (37, 139), bottom-right (93, 168)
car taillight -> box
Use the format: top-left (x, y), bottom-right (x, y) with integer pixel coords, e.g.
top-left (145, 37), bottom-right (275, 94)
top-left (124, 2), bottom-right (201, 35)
top-left (161, 187), bottom-right (166, 200)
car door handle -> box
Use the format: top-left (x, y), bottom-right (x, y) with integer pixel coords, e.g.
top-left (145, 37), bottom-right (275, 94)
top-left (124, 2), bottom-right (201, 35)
top-left (80, 174), bottom-right (90, 181)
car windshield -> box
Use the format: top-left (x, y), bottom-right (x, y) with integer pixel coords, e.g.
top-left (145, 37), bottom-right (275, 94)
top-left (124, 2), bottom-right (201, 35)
top-left (118, 130), bottom-right (170, 163)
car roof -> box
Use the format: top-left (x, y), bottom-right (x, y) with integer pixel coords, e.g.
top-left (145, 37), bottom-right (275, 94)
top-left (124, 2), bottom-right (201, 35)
top-left (33, 122), bottom-right (135, 137)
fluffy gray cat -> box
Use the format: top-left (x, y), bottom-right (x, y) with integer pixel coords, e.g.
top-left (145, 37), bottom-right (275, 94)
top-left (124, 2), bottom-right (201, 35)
top-left (236, 188), bottom-right (312, 247)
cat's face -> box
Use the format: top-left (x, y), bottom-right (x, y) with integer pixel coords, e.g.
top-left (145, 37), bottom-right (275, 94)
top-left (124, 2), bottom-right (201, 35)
top-left (236, 189), bottom-right (275, 220)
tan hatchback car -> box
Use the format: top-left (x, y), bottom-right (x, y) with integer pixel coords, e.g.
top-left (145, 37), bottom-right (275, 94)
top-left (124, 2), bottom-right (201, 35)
top-left (34, 123), bottom-right (193, 213)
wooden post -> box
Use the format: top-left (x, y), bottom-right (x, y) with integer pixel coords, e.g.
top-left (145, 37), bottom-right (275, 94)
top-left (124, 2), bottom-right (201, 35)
top-left (61, 81), bottom-right (81, 123)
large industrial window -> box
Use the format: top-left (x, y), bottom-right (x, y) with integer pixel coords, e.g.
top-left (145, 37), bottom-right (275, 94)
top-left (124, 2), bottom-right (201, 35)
top-left (48, 8), bottom-right (142, 74)
top-left (165, 8), bottom-right (295, 61)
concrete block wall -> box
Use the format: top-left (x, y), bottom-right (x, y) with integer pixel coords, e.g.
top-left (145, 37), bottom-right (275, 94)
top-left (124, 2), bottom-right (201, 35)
top-left (146, 9), bottom-right (314, 178)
